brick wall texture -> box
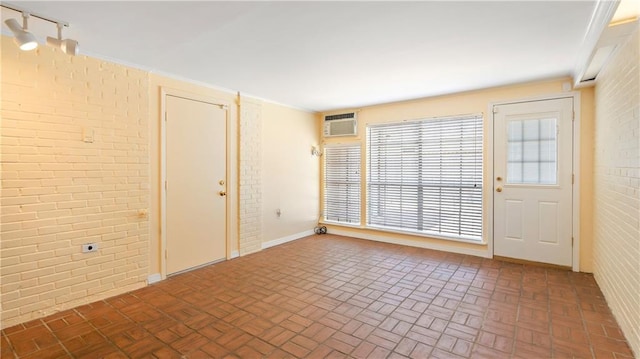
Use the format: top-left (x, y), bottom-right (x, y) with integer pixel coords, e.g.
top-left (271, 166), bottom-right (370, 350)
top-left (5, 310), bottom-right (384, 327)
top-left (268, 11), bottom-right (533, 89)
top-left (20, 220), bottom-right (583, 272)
top-left (238, 97), bottom-right (263, 256)
top-left (1, 37), bottom-right (150, 328)
top-left (593, 28), bottom-right (639, 355)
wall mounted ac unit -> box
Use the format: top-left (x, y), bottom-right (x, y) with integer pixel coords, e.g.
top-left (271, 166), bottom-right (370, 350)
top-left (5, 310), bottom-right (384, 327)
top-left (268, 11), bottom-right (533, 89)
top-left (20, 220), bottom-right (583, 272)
top-left (323, 112), bottom-right (357, 137)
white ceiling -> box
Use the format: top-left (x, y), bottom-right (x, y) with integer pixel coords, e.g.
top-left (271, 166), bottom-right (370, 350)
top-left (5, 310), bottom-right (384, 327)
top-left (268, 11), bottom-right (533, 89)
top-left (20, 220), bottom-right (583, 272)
top-left (1, 1), bottom-right (607, 112)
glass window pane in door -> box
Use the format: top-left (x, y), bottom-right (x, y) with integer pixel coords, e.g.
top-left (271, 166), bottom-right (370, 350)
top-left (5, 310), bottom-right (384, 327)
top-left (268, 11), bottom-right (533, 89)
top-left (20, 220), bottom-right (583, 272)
top-left (507, 118), bottom-right (557, 184)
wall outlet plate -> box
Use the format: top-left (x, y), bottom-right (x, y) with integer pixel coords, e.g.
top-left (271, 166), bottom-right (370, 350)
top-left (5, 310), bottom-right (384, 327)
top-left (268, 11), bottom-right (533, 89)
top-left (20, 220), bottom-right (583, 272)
top-left (82, 243), bottom-right (98, 253)
top-left (83, 128), bottom-right (94, 143)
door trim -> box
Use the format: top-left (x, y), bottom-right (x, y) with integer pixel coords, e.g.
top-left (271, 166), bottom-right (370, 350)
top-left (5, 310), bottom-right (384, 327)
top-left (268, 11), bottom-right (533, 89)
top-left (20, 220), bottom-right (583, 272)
top-left (160, 88), bottom-right (231, 279)
top-left (487, 91), bottom-right (581, 272)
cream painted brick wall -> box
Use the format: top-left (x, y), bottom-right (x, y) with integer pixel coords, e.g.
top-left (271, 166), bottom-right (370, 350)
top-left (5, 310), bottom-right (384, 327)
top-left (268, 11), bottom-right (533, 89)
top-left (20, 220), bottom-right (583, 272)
top-left (0, 36), bottom-right (150, 328)
top-left (238, 97), bottom-right (263, 255)
top-left (593, 28), bottom-right (639, 356)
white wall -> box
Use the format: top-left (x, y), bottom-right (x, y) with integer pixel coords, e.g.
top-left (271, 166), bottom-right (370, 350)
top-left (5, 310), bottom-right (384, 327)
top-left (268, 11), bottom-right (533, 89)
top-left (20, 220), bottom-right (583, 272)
top-left (261, 103), bottom-right (319, 246)
top-left (1, 36), bottom-right (150, 328)
top-left (593, 27), bottom-right (639, 356)
top-left (238, 95), bottom-right (264, 255)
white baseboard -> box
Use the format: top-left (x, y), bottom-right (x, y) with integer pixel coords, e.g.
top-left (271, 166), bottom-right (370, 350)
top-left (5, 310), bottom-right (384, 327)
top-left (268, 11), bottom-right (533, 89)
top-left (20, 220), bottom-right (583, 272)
top-left (262, 229), bottom-right (315, 250)
top-left (147, 273), bottom-right (162, 284)
top-left (329, 228), bottom-right (490, 258)
top-left (230, 250), bottom-right (239, 259)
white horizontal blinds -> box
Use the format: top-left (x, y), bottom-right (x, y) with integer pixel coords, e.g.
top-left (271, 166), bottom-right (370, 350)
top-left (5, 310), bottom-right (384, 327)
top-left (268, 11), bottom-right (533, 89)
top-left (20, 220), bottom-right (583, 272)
top-left (324, 145), bottom-right (361, 224)
top-left (367, 115), bottom-right (483, 240)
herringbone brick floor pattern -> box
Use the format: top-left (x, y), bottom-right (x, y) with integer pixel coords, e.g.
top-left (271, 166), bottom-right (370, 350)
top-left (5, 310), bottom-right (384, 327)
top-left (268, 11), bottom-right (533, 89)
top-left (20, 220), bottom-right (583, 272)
top-left (1, 235), bottom-right (634, 358)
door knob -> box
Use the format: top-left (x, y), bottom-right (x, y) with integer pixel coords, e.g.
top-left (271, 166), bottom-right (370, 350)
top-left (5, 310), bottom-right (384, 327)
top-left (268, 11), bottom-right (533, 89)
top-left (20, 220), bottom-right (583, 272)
top-left (219, 191), bottom-right (227, 197)
top-left (496, 187), bottom-right (503, 193)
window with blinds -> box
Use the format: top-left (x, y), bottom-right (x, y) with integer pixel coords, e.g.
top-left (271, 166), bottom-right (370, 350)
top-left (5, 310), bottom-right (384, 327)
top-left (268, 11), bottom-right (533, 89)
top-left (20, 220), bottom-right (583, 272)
top-left (324, 145), bottom-right (361, 224)
top-left (367, 115), bottom-right (483, 241)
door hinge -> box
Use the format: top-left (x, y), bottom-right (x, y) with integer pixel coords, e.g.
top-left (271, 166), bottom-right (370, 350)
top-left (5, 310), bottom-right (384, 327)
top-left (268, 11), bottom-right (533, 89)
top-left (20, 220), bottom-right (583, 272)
top-left (572, 174), bottom-right (575, 184)
top-left (572, 111), bottom-right (575, 121)
top-left (571, 237), bottom-right (574, 246)
top-left (164, 180), bottom-right (168, 191)
top-left (164, 112), bottom-right (167, 121)
top-left (165, 250), bottom-right (168, 259)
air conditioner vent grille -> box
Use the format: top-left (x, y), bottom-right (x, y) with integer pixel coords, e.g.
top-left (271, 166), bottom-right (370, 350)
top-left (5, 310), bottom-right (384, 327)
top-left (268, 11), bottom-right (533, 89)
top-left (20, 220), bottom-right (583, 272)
top-left (325, 112), bottom-right (355, 121)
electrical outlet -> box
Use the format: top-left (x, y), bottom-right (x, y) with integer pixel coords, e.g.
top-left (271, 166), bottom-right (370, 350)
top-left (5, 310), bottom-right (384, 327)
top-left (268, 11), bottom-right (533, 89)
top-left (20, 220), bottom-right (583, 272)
top-left (82, 243), bottom-right (98, 253)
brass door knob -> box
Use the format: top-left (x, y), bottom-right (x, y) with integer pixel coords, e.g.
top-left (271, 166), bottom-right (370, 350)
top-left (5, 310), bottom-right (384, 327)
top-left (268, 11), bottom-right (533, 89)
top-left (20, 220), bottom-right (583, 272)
top-left (496, 187), bottom-right (503, 193)
top-left (219, 191), bottom-right (227, 197)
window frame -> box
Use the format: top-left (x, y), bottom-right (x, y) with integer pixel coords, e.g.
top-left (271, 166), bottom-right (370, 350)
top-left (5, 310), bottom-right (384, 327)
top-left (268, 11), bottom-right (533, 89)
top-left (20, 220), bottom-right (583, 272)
top-left (365, 114), bottom-right (484, 242)
top-left (322, 143), bottom-right (362, 226)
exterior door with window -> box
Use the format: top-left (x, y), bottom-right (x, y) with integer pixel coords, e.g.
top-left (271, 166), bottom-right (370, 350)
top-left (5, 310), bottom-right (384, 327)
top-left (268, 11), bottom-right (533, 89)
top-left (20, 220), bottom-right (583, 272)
top-left (493, 98), bottom-right (573, 267)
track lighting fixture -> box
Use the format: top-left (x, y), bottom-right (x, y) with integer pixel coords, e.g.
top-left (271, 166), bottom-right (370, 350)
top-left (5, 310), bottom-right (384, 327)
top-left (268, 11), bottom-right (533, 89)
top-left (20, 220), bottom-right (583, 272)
top-left (4, 13), bottom-right (38, 51)
top-left (2, 3), bottom-right (79, 55)
top-left (47, 23), bottom-right (79, 55)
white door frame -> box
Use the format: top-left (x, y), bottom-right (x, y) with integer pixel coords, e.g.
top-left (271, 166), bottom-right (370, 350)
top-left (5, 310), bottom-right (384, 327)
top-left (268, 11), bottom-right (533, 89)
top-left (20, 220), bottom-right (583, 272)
top-left (160, 88), bottom-right (231, 279)
top-left (487, 92), bottom-right (581, 272)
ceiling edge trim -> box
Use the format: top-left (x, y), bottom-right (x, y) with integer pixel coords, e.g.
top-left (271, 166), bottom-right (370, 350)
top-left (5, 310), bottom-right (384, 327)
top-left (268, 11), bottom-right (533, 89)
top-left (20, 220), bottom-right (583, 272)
top-left (572, 0), bottom-right (621, 87)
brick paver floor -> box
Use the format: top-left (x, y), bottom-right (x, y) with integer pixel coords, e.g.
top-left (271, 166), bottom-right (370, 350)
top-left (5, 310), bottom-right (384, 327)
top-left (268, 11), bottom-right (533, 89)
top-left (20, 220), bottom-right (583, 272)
top-left (1, 235), bottom-right (634, 358)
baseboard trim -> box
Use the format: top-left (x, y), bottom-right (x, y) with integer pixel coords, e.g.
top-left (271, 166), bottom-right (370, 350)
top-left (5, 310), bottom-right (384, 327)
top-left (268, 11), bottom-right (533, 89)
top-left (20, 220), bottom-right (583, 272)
top-left (262, 229), bottom-right (315, 250)
top-left (230, 250), bottom-right (239, 259)
top-left (147, 273), bottom-right (162, 284)
top-left (329, 228), bottom-right (490, 258)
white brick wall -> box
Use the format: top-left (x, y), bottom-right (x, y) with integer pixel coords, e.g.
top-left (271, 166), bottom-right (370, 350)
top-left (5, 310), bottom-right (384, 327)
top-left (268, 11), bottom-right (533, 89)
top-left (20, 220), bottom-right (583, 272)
top-left (593, 28), bottom-right (639, 356)
top-left (238, 96), bottom-right (263, 255)
top-left (1, 36), bottom-right (150, 328)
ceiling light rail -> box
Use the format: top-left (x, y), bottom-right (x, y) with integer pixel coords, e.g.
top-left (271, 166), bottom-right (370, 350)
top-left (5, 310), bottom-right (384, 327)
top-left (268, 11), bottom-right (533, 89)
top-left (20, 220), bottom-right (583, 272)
top-left (1, 2), bottom-right (79, 55)
top-left (1, 3), bottom-right (69, 28)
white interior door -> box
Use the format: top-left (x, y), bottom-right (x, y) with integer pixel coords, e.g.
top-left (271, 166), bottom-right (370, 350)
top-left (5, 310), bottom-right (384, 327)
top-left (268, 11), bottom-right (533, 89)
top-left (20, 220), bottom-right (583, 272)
top-left (166, 95), bottom-right (227, 275)
top-left (493, 98), bottom-right (573, 267)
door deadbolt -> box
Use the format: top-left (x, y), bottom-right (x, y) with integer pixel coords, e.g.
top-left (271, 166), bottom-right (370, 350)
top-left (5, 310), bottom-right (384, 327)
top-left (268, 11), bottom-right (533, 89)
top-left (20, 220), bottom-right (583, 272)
top-left (496, 176), bottom-right (502, 181)
top-left (219, 180), bottom-right (225, 186)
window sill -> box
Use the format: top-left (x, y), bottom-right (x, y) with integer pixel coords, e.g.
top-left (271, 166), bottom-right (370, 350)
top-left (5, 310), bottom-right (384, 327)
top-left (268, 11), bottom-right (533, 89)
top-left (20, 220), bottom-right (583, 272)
top-left (321, 220), bottom-right (362, 229)
top-left (320, 221), bottom-right (486, 246)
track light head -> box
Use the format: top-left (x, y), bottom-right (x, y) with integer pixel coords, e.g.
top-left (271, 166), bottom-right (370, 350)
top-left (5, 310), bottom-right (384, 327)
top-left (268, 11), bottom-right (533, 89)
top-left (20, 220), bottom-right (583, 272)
top-left (46, 36), bottom-right (79, 55)
top-left (4, 18), bottom-right (38, 51)
top-left (45, 22), bottom-right (79, 56)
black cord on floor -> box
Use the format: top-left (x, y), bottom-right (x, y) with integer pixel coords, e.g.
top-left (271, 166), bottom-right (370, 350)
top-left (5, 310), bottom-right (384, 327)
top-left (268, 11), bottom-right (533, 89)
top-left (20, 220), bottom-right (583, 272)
top-left (314, 226), bottom-right (327, 235)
